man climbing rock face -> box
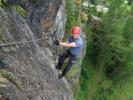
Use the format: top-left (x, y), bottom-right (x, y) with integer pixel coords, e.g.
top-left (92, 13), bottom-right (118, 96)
top-left (54, 26), bottom-right (83, 79)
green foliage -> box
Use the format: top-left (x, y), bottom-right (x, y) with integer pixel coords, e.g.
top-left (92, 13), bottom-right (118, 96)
top-left (74, 0), bottom-right (133, 100)
top-left (0, 70), bottom-right (18, 85)
top-left (0, 0), bottom-right (3, 6)
top-left (0, 0), bottom-right (26, 17)
top-left (0, 69), bottom-right (25, 92)
top-left (65, 0), bottom-right (81, 34)
top-left (0, 72), bottom-right (9, 87)
top-left (15, 5), bottom-right (26, 17)
top-left (0, 0), bottom-right (7, 7)
top-left (74, 56), bottom-right (95, 100)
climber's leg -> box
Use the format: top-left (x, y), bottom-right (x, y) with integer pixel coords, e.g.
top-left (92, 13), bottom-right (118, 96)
top-left (56, 51), bottom-right (69, 70)
top-left (59, 56), bottom-right (77, 79)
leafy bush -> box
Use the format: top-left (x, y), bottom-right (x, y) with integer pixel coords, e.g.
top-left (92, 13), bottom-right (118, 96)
top-left (65, 0), bottom-right (81, 34)
top-left (15, 5), bottom-right (26, 17)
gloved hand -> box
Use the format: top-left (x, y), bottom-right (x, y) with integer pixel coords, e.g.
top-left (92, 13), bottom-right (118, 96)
top-left (53, 40), bottom-right (59, 45)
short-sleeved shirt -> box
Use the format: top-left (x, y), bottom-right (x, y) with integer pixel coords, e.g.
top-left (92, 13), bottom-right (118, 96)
top-left (68, 36), bottom-right (83, 57)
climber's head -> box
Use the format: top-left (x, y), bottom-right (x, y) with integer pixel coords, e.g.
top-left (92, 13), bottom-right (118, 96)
top-left (71, 26), bottom-right (81, 39)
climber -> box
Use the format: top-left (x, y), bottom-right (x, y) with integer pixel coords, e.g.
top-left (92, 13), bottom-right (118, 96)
top-left (54, 26), bottom-right (83, 79)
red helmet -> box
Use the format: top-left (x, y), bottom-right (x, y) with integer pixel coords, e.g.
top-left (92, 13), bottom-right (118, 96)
top-left (71, 26), bottom-right (81, 34)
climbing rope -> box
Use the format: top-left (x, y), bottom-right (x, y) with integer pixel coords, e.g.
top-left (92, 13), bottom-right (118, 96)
top-left (0, 38), bottom-right (46, 48)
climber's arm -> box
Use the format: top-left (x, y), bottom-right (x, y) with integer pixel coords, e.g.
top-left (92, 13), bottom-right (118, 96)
top-left (60, 42), bottom-right (76, 47)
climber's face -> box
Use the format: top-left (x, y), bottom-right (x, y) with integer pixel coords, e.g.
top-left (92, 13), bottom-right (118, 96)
top-left (73, 33), bottom-right (80, 39)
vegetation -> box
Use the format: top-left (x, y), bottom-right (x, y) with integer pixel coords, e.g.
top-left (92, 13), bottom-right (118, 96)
top-left (0, 0), bottom-right (26, 17)
top-left (15, 5), bottom-right (26, 17)
top-left (0, 58), bottom-right (24, 92)
top-left (65, 0), bottom-right (81, 34)
top-left (0, 69), bottom-right (24, 90)
top-left (0, 0), bottom-right (132, 99)
top-left (65, 0), bottom-right (133, 100)
top-left (0, 0), bottom-right (7, 7)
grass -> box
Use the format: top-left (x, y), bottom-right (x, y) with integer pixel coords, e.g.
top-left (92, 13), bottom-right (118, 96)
top-left (74, 56), bottom-right (133, 100)
top-left (74, 56), bottom-right (95, 100)
top-left (15, 5), bottom-right (26, 17)
top-left (0, 70), bottom-right (26, 92)
top-left (0, 0), bottom-right (7, 7)
top-left (0, 0), bottom-right (26, 17)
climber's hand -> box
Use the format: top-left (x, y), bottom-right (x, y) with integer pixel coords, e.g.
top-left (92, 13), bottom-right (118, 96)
top-left (53, 40), bottom-right (60, 45)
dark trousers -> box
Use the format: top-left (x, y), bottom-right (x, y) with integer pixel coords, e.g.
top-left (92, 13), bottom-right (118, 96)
top-left (56, 50), bottom-right (77, 76)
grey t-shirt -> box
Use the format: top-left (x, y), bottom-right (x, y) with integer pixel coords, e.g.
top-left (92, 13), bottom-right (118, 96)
top-left (68, 36), bottom-right (83, 56)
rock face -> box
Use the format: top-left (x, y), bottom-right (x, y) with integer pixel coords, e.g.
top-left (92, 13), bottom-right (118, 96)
top-left (0, 0), bottom-right (86, 100)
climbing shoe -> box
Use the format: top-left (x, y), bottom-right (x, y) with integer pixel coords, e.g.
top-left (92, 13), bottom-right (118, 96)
top-left (59, 74), bottom-right (63, 79)
top-left (56, 65), bottom-right (61, 70)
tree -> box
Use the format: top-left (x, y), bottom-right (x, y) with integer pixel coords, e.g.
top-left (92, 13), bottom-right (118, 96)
top-left (76, 0), bottom-right (133, 99)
